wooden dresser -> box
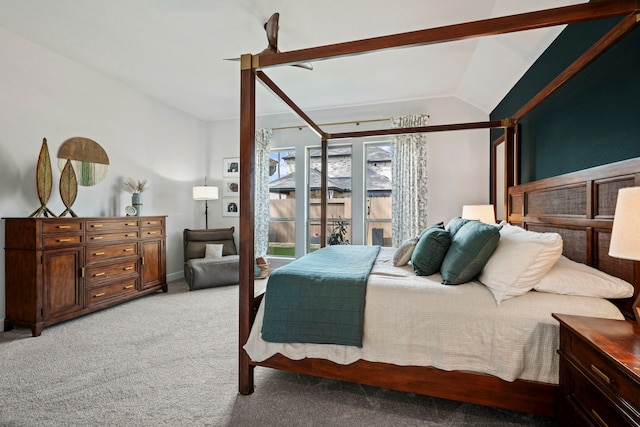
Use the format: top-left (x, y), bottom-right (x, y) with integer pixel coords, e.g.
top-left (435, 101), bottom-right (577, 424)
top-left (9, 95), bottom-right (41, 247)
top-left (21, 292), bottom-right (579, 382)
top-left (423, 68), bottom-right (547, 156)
top-left (4, 216), bottom-right (167, 336)
top-left (553, 313), bottom-right (640, 426)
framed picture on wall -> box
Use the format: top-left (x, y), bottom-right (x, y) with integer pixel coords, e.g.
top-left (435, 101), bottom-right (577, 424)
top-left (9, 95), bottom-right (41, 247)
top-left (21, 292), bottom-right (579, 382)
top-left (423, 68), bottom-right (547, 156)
top-left (222, 198), bottom-right (239, 217)
top-left (223, 178), bottom-right (240, 197)
top-left (223, 157), bottom-right (240, 177)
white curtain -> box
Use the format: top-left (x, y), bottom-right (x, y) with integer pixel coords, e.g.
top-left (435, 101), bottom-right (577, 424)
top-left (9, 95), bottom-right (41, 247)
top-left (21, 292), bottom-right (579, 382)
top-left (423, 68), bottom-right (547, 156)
top-left (391, 114), bottom-right (429, 247)
top-left (255, 128), bottom-right (272, 257)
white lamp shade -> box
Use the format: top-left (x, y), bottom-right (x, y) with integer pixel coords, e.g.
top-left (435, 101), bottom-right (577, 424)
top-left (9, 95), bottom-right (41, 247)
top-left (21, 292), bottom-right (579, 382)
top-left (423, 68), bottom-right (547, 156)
top-left (609, 186), bottom-right (640, 260)
top-left (461, 204), bottom-right (495, 224)
top-left (193, 186), bottom-right (219, 201)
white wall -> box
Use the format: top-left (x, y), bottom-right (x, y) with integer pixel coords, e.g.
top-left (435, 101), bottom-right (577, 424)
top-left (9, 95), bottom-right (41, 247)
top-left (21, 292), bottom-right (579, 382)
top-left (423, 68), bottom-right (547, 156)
top-left (0, 28), bottom-right (208, 320)
top-left (0, 28), bottom-right (492, 324)
top-left (206, 96), bottom-right (491, 250)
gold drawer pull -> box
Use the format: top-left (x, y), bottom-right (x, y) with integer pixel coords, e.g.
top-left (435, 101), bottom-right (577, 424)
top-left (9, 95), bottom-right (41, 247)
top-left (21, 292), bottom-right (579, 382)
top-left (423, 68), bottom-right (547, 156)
top-left (124, 266), bottom-right (134, 271)
top-left (94, 272), bottom-right (106, 277)
top-left (57, 225), bottom-right (71, 229)
top-left (92, 236), bottom-right (103, 240)
top-left (123, 248), bottom-right (134, 252)
top-left (93, 292), bottom-right (106, 298)
top-left (591, 364), bottom-right (611, 384)
top-left (94, 252), bottom-right (105, 256)
top-left (123, 285), bottom-right (134, 290)
top-left (57, 238), bottom-right (72, 242)
top-left (125, 223), bottom-right (136, 226)
top-left (147, 221), bottom-right (158, 224)
top-left (591, 409), bottom-right (609, 427)
top-left (92, 224), bottom-right (103, 228)
top-left (147, 231), bottom-right (157, 235)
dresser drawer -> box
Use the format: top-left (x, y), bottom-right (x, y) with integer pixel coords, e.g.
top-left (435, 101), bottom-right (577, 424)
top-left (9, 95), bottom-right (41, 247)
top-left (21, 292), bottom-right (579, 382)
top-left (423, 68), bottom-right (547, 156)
top-left (141, 227), bottom-right (163, 239)
top-left (84, 259), bottom-right (138, 285)
top-left (43, 234), bottom-right (83, 248)
top-left (565, 359), bottom-right (637, 427)
top-left (569, 334), bottom-right (640, 412)
top-left (85, 278), bottom-right (138, 307)
top-left (141, 217), bottom-right (164, 229)
top-left (86, 230), bottom-right (139, 243)
top-left (86, 219), bottom-right (139, 230)
top-left (86, 243), bottom-right (138, 264)
top-left (42, 220), bottom-right (83, 234)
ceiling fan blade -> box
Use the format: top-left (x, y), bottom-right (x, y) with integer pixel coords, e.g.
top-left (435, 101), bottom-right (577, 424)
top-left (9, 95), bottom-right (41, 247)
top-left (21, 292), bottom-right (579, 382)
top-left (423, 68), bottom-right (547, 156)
top-left (223, 13), bottom-right (313, 71)
top-left (293, 62), bottom-right (313, 71)
top-left (264, 13), bottom-right (279, 51)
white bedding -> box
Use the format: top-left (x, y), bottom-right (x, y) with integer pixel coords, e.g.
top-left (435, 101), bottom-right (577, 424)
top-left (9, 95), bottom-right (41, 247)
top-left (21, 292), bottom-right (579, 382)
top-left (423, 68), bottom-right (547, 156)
top-left (244, 248), bottom-right (625, 384)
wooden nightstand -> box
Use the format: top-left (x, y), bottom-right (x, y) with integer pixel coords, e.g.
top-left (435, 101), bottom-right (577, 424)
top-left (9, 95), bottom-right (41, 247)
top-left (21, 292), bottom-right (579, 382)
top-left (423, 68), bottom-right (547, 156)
top-left (553, 313), bottom-right (640, 426)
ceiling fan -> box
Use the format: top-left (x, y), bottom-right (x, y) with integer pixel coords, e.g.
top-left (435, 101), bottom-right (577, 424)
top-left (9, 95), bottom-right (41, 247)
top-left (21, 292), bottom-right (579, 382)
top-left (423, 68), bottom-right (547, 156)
top-left (226, 13), bottom-right (313, 70)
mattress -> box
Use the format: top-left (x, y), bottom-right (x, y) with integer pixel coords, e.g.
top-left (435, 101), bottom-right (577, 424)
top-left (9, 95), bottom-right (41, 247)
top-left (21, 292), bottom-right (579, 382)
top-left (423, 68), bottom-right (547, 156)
top-left (244, 248), bottom-right (625, 384)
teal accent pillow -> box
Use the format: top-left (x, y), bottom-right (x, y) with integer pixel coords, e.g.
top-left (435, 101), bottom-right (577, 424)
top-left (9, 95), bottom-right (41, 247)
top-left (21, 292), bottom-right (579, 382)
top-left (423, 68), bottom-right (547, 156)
top-left (445, 217), bottom-right (471, 238)
top-left (411, 227), bottom-right (451, 276)
top-left (418, 221), bottom-right (445, 239)
top-left (441, 221), bottom-right (501, 285)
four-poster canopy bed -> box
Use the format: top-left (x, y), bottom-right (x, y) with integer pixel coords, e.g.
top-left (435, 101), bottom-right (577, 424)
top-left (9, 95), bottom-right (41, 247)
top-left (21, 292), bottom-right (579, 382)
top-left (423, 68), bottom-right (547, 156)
top-left (237, 0), bottom-right (640, 418)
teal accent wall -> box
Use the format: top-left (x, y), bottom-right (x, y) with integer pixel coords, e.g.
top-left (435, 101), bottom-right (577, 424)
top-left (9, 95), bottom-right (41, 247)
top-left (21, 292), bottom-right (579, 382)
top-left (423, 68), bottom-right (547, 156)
top-left (490, 17), bottom-right (640, 184)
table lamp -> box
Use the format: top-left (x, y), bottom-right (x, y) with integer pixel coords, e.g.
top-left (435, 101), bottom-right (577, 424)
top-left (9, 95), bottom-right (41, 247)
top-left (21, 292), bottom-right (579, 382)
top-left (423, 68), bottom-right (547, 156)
top-left (608, 186), bottom-right (640, 324)
top-left (462, 204), bottom-right (496, 224)
top-left (193, 177), bottom-right (219, 229)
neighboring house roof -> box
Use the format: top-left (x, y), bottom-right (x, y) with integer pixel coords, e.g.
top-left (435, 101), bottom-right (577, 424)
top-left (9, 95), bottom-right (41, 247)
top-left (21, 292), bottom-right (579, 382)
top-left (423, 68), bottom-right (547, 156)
top-left (300, 146), bottom-right (391, 161)
top-left (269, 169), bottom-right (347, 194)
top-left (269, 168), bottom-right (391, 193)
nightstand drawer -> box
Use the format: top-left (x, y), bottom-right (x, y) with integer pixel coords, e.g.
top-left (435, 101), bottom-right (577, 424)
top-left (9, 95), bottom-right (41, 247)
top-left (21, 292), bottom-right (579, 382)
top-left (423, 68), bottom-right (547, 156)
top-left (85, 259), bottom-right (138, 285)
top-left (570, 334), bottom-right (640, 411)
top-left (86, 243), bottom-right (138, 263)
top-left (566, 360), bottom-right (637, 427)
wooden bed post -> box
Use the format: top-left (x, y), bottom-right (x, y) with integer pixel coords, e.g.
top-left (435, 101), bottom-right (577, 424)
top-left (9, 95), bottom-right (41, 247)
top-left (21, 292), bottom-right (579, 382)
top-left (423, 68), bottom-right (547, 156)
top-left (503, 123), bottom-right (516, 222)
top-left (239, 54), bottom-right (256, 395)
top-left (320, 137), bottom-right (328, 247)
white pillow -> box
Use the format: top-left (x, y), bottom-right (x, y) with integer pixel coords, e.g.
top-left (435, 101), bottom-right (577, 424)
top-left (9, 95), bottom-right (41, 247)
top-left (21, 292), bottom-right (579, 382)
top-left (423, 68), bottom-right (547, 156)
top-left (534, 256), bottom-right (634, 298)
top-left (478, 224), bottom-right (562, 304)
top-left (204, 244), bottom-right (223, 258)
top-left (393, 237), bottom-right (418, 267)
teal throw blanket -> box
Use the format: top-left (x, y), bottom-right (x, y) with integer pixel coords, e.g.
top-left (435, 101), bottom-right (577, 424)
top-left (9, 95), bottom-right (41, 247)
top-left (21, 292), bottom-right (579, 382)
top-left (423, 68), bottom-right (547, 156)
top-left (261, 245), bottom-right (380, 347)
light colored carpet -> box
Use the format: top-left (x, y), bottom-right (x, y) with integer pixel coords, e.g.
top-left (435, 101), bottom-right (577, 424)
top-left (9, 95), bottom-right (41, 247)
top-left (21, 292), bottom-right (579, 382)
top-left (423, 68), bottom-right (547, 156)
top-left (0, 280), bottom-right (557, 426)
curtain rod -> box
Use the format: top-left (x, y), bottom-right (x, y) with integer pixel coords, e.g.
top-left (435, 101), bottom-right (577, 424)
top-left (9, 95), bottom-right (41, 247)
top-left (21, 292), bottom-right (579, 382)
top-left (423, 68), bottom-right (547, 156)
top-left (271, 117), bottom-right (392, 131)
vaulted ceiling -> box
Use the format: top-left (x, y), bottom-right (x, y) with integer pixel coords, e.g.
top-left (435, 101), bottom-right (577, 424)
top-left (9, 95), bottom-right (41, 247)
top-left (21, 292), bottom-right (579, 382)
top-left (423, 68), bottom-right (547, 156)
top-left (0, 0), bottom-right (585, 121)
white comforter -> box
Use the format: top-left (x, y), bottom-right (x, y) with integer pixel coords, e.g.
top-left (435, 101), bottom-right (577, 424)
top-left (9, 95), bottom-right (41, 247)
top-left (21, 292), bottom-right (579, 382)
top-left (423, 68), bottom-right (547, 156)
top-left (244, 248), bottom-right (625, 384)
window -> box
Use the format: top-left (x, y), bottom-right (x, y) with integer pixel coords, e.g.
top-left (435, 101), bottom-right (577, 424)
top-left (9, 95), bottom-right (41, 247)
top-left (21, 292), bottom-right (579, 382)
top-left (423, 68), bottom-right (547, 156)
top-left (267, 140), bottom-right (392, 256)
top-left (308, 145), bottom-right (353, 251)
top-left (267, 149), bottom-right (296, 257)
top-left (365, 144), bottom-right (393, 246)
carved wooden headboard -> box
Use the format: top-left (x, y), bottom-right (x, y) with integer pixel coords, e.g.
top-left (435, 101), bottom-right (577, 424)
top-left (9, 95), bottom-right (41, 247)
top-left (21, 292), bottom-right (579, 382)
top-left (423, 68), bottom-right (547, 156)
top-left (508, 157), bottom-right (640, 319)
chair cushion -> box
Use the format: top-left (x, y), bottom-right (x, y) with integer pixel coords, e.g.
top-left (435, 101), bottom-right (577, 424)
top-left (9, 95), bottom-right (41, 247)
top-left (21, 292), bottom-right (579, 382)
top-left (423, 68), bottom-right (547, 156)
top-left (184, 255), bottom-right (240, 290)
top-left (183, 227), bottom-right (237, 261)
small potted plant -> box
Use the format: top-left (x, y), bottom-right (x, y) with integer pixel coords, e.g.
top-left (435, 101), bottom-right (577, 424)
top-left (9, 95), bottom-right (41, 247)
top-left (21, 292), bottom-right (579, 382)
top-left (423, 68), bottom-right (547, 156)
top-left (328, 217), bottom-right (350, 245)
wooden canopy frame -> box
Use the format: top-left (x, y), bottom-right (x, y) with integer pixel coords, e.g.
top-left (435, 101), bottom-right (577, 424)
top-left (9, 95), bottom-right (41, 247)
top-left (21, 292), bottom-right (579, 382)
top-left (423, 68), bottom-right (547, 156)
top-left (238, 0), bottom-right (640, 416)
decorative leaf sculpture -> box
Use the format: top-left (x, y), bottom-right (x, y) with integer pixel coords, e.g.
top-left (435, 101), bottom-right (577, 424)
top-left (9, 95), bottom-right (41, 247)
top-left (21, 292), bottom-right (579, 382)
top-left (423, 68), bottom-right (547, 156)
top-left (29, 138), bottom-right (57, 217)
top-left (59, 159), bottom-right (78, 217)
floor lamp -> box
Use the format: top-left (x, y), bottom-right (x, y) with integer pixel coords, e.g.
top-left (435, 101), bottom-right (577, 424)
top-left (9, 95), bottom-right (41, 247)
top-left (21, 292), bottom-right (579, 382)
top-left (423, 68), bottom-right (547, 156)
top-left (608, 186), bottom-right (640, 325)
top-left (193, 178), bottom-right (219, 229)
